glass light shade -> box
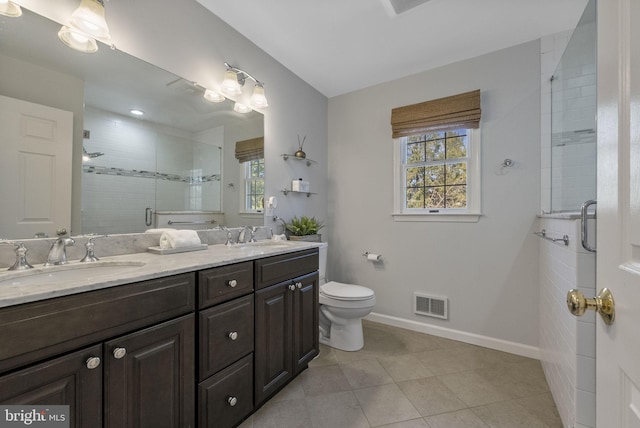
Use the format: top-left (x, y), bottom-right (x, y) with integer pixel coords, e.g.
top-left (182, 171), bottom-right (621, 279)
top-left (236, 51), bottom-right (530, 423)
top-left (69, 0), bottom-right (111, 40)
top-left (203, 89), bottom-right (225, 103)
top-left (0, 1), bottom-right (22, 17)
top-left (221, 70), bottom-right (242, 96)
top-left (58, 26), bottom-right (99, 53)
top-left (233, 103), bottom-right (252, 114)
top-left (249, 84), bottom-right (269, 109)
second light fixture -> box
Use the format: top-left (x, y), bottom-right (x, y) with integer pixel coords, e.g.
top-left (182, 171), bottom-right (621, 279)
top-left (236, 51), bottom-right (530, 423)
top-left (204, 63), bottom-right (269, 111)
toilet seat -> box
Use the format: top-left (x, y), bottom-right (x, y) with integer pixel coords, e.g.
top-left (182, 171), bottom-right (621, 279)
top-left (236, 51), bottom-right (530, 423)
top-left (321, 281), bottom-right (374, 301)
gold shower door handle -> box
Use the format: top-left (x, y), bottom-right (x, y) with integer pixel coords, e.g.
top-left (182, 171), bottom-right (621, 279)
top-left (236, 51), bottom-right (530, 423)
top-left (566, 288), bottom-right (615, 325)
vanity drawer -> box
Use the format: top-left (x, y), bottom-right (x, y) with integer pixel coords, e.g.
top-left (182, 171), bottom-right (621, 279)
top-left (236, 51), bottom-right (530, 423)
top-left (0, 273), bottom-right (195, 374)
top-left (198, 295), bottom-right (254, 380)
top-left (198, 261), bottom-right (253, 308)
top-left (198, 353), bottom-right (253, 428)
top-left (255, 249), bottom-right (319, 289)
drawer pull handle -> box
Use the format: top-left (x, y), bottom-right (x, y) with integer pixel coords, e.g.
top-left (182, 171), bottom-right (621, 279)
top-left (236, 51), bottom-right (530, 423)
top-left (86, 357), bottom-right (101, 369)
top-left (288, 284), bottom-right (296, 291)
top-left (113, 347), bottom-right (127, 359)
top-left (227, 279), bottom-right (238, 288)
top-left (296, 282), bottom-right (303, 289)
top-left (228, 396), bottom-right (238, 407)
top-left (228, 331), bottom-right (239, 341)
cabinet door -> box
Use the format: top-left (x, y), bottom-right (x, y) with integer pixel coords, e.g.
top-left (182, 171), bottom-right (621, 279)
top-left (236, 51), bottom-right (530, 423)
top-left (104, 314), bottom-right (195, 428)
top-left (254, 282), bottom-right (294, 405)
top-left (0, 344), bottom-right (102, 428)
top-left (292, 272), bottom-right (319, 374)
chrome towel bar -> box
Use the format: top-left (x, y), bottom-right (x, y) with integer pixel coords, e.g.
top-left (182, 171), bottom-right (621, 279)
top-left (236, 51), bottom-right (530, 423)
top-left (534, 229), bottom-right (569, 246)
top-left (167, 220), bottom-right (216, 225)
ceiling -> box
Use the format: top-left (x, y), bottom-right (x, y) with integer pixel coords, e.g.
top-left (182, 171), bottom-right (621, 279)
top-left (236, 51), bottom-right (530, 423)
top-left (196, 0), bottom-right (588, 98)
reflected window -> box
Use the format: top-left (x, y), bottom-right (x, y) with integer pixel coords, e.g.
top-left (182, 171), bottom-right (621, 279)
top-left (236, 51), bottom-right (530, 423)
top-left (243, 158), bottom-right (264, 212)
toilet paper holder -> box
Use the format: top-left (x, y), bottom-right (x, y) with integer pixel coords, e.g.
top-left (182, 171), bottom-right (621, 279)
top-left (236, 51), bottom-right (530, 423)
top-left (363, 252), bottom-right (382, 261)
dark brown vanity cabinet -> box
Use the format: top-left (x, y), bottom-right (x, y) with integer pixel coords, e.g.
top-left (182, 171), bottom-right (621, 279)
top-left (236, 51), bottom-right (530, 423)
top-left (197, 262), bottom-right (254, 428)
top-left (254, 249), bottom-right (319, 406)
top-left (0, 273), bottom-right (196, 428)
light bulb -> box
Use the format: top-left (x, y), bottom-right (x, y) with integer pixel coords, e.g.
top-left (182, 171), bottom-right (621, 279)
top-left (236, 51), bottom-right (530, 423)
top-left (58, 26), bottom-right (98, 53)
top-left (221, 70), bottom-right (242, 96)
top-left (250, 84), bottom-right (269, 109)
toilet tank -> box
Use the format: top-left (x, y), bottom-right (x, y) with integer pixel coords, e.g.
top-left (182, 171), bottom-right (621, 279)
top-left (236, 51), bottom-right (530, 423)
top-left (318, 242), bottom-right (328, 284)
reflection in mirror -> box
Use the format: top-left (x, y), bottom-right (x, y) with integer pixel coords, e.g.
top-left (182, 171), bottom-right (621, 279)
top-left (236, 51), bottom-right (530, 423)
top-left (0, 7), bottom-right (264, 239)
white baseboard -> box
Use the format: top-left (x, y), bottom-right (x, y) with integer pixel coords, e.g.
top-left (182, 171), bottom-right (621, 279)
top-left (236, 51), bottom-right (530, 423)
top-left (365, 312), bottom-right (540, 360)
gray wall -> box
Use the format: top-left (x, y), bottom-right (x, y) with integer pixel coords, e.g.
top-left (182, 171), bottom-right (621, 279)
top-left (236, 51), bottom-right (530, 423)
top-left (327, 41), bottom-right (542, 350)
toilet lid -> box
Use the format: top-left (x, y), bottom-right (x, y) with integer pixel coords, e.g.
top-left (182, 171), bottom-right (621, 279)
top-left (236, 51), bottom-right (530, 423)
top-left (321, 281), bottom-right (375, 301)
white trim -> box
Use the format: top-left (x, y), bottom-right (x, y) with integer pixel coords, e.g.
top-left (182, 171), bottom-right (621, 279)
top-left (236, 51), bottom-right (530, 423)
top-left (365, 312), bottom-right (540, 360)
top-left (393, 129), bottom-right (482, 221)
top-left (392, 213), bottom-right (481, 222)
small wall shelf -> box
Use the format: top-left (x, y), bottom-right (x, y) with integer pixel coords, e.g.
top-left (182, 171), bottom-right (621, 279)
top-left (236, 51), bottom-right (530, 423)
top-left (281, 189), bottom-right (316, 197)
top-left (281, 154), bottom-right (316, 166)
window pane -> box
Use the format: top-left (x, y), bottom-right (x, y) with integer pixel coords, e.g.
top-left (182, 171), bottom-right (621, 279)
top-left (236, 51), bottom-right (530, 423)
top-left (406, 167), bottom-right (425, 187)
top-left (445, 185), bottom-right (467, 208)
top-left (425, 132), bottom-right (445, 141)
top-left (406, 142), bottom-right (425, 163)
top-left (426, 165), bottom-right (445, 185)
top-left (426, 186), bottom-right (445, 208)
top-left (425, 139), bottom-right (445, 161)
top-left (445, 134), bottom-right (467, 159)
top-left (445, 162), bottom-right (467, 185)
top-left (406, 188), bottom-right (424, 208)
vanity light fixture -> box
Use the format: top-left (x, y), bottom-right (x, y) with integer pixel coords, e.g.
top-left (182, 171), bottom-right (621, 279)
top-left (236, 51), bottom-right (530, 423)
top-left (233, 102), bottom-right (252, 114)
top-left (58, 0), bottom-right (112, 53)
top-left (0, 0), bottom-right (22, 17)
top-left (203, 89), bottom-right (225, 103)
top-left (220, 62), bottom-right (269, 109)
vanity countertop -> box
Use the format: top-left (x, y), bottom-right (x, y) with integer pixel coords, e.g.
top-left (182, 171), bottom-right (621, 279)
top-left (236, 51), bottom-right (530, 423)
top-left (0, 241), bottom-right (322, 309)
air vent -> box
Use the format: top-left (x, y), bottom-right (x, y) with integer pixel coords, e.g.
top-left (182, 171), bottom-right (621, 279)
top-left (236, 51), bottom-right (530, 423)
top-left (414, 292), bottom-right (448, 319)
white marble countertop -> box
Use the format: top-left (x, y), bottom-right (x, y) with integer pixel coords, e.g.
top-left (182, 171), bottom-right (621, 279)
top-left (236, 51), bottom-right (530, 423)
top-left (0, 240), bottom-right (322, 308)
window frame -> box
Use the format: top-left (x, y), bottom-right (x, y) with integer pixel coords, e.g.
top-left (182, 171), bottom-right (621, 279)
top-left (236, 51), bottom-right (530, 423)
top-left (392, 128), bottom-right (482, 223)
top-left (240, 157), bottom-right (265, 214)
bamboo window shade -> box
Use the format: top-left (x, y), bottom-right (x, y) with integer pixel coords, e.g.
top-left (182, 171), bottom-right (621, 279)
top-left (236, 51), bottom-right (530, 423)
top-left (390, 89), bottom-right (481, 138)
top-left (235, 137), bottom-right (264, 163)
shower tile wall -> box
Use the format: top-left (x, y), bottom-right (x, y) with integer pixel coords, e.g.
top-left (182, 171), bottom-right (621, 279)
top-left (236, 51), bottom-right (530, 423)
top-left (539, 217), bottom-right (596, 428)
top-left (82, 107), bottom-right (222, 234)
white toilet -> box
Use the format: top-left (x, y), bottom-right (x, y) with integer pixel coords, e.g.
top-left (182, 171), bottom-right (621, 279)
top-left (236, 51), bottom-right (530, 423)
top-left (318, 243), bottom-right (376, 351)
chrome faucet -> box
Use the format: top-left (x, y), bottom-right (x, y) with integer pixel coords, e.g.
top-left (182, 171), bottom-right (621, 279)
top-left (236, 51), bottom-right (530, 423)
top-left (1, 241), bottom-right (34, 271)
top-left (45, 229), bottom-right (75, 266)
top-left (221, 226), bottom-right (235, 246)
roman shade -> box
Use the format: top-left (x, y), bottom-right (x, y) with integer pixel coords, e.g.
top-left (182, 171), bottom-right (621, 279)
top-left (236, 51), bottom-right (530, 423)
top-left (235, 137), bottom-right (264, 163)
top-left (390, 89), bottom-right (481, 138)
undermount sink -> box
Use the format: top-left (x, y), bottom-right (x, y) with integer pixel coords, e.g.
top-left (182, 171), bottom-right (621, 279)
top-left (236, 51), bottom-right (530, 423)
top-left (0, 261), bottom-right (147, 287)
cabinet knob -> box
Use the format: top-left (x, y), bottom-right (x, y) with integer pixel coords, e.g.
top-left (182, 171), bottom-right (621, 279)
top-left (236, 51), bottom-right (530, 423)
top-left (228, 331), bottom-right (238, 341)
top-left (86, 356), bottom-right (101, 369)
top-left (288, 284), bottom-right (296, 291)
top-left (113, 347), bottom-right (127, 359)
top-left (296, 282), bottom-right (303, 289)
top-left (227, 279), bottom-right (238, 288)
top-left (227, 396), bottom-right (238, 407)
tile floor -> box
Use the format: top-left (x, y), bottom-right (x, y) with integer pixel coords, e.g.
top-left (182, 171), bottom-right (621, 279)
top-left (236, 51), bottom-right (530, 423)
top-left (239, 320), bottom-right (562, 428)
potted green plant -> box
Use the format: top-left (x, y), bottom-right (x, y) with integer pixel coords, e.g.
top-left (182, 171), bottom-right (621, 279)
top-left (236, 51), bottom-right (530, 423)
top-left (285, 216), bottom-right (324, 242)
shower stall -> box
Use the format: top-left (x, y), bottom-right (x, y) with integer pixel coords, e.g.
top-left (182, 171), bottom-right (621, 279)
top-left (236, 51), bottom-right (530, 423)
top-left (539, 1), bottom-right (597, 427)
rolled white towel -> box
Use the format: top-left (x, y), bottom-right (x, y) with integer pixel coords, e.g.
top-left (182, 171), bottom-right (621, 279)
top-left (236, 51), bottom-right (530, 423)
top-left (159, 230), bottom-right (202, 249)
top-left (145, 228), bottom-right (176, 233)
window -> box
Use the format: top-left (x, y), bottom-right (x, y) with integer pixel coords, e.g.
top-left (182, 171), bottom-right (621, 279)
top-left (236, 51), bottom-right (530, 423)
top-left (393, 128), bottom-right (481, 222)
top-left (243, 157), bottom-right (264, 212)
top-left (390, 89), bottom-right (482, 222)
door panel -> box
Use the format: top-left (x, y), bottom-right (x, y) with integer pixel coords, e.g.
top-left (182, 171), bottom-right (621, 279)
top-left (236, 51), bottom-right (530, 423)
top-left (292, 272), bottom-right (319, 374)
top-left (596, 0), bottom-right (640, 426)
top-left (0, 95), bottom-right (73, 238)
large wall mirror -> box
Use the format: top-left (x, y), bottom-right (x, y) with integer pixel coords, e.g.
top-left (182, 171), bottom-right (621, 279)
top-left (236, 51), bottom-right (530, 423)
top-left (0, 7), bottom-right (264, 239)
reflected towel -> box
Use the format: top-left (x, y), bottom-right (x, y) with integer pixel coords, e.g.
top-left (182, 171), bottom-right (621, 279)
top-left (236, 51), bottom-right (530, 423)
top-left (159, 230), bottom-right (201, 249)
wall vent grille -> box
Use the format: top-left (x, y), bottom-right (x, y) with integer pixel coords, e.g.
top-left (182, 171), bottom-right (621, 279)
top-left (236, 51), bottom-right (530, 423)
top-left (414, 292), bottom-right (448, 319)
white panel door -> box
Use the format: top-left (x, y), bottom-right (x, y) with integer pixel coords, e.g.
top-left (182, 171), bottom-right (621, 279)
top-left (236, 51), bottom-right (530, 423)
top-left (0, 95), bottom-right (73, 239)
top-left (596, 0), bottom-right (640, 426)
